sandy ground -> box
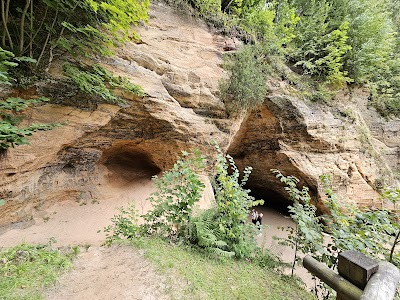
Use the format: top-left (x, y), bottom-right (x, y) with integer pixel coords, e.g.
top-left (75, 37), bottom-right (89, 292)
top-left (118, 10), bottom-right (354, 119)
top-left (0, 178), bottom-right (156, 247)
top-left (0, 177), bottom-right (314, 299)
top-left (45, 245), bottom-right (169, 300)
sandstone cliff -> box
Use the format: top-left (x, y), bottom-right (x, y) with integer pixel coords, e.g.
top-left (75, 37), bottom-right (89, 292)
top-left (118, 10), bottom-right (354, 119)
top-left (0, 2), bottom-right (399, 226)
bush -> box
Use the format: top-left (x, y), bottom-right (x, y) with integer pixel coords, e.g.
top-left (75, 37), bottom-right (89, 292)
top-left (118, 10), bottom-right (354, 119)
top-left (219, 45), bottom-right (268, 112)
top-left (274, 169), bottom-right (400, 269)
top-left (104, 150), bottom-right (206, 245)
top-left (105, 146), bottom-right (264, 259)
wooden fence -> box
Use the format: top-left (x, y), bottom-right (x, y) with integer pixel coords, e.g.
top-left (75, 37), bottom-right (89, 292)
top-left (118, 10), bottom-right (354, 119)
top-left (303, 251), bottom-right (400, 300)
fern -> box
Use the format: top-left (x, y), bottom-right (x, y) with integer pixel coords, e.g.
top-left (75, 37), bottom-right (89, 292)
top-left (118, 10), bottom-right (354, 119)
top-left (189, 209), bottom-right (235, 258)
top-left (62, 63), bottom-right (145, 104)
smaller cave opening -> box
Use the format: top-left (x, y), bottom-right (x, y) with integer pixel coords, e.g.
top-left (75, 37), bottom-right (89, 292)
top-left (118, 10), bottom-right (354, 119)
top-left (249, 188), bottom-right (292, 216)
top-left (101, 150), bottom-right (161, 185)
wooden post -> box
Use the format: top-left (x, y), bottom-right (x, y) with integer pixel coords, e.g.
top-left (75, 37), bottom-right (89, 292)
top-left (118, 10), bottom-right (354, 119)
top-left (303, 255), bottom-right (363, 300)
top-left (337, 251), bottom-right (379, 290)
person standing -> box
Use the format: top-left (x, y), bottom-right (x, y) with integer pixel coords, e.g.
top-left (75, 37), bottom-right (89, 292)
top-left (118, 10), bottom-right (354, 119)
top-left (257, 213), bottom-right (263, 230)
top-left (251, 209), bottom-right (258, 225)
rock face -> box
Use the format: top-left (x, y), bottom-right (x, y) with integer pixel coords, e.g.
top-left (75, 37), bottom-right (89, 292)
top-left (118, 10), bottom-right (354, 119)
top-left (228, 85), bottom-right (400, 211)
top-left (0, 2), bottom-right (399, 226)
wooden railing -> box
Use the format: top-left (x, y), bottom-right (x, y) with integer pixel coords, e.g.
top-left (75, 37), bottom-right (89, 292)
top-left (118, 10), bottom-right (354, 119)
top-left (303, 251), bottom-right (400, 300)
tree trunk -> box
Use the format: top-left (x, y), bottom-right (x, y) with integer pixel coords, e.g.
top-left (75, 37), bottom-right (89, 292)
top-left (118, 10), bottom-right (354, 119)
top-left (19, 0), bottom-right (32, 55)
top-left (1, 0), bottom-right (13, 49)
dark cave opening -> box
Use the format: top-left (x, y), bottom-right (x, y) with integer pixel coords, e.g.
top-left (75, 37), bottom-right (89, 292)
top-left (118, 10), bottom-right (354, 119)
top-left (101, 149), bottom-right (161, 183)
top-left (249, 187), bottom-right (292, 216)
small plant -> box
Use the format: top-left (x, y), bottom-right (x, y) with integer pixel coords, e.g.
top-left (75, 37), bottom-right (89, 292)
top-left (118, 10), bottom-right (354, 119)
top-left (103, 203), bottom-right (142, 245)
top-left (63, 63), bottom-right (145, 104)
top-left (272, 169), bottom-right (325, 275)
top-left (0, 97), bottom-right (61, 151)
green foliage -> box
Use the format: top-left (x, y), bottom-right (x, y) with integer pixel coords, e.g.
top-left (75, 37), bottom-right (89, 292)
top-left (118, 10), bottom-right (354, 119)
top-left (0, 97), bottom-right (60, 150)
top-left (141, 150), bottom-right (206, 238)
top-left (191, 0), bottom-right (221, 17)
top-left (189, 145), bottom-right (266, 258)
top-left (188, 208), bottom-right (235, 258)
top-left (0, 242), bottom-right (76, 300)
top-left (0, 48), bottom-right (17, 84)
top-left (221, 0), bottom-right (263, 16)
top-left (103, 203), bottom-right (143, 246)
top-left (290, 0), bottom-right (353, 87)
top-left (321, 175), bottom-right (400, 266)
top-left (96, 0), bottom-right (150, 40)
top-left (274, 169), bottom-right (400, 273)
top-left (0, 48), bottom-right (35, 84)
top-left (344, 0), bottom-right (396, 83)
top-left (105, 146), bottom-right (264, 259)
top-left (212, 145), bottom-right (264, 258)
top-left (219, 45), bottom-right (268, 112)
top-left (272, 169), bottom-right (325, 275)
top-left (62, 63), bottom-right (145, 104)
top-left (104, 150), bottom-right (206, 245)
top-left (0, 0), bottom-right (149, 72)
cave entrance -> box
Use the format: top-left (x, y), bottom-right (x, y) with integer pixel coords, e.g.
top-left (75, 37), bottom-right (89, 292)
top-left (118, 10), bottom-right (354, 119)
top-left (100, 147), bottom-right (161, 187)
top-left (249, 187), bottom-right (291, 216)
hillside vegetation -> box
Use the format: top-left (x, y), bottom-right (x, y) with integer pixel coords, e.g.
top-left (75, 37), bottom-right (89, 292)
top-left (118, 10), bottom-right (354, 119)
top-left (185, 0), bottom-right (400, 116)
top-left (1, 0), bottom-right (400, 117)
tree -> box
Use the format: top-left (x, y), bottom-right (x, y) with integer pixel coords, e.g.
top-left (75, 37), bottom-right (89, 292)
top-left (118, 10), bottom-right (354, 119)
top-left (0, 0), bottom-right (149, 71)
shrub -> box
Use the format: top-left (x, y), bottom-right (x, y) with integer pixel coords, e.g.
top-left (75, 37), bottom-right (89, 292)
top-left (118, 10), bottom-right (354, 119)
top-left (211, 145), bottom-right (264, 258)
top-left (104, 150), bottom-right (206, 245)
top-left (274, 169), bottom-right (400, 269)
top-left (105, 146), bottom-right (264, 259)
top-left (219, 45), bottom-right (268, 112)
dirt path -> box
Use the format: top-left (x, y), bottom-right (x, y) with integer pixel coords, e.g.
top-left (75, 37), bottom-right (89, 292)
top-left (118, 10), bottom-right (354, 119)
top-left (45, 245), bottom-right (168, 300)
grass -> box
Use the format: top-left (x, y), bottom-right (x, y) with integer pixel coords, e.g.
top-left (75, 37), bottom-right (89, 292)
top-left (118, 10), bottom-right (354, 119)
top-left (131, 237), bottom-right (316, 300)
top-left (0, 243), bottom-right (78, 300)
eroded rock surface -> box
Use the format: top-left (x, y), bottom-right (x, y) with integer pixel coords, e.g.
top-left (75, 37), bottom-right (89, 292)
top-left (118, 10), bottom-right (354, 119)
top-left (229, 85), bottom-right (399, 211)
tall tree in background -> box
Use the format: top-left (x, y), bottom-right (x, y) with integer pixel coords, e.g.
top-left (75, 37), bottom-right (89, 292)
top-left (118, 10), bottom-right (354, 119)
top-left (0, 0), bottom-right (149, 71)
